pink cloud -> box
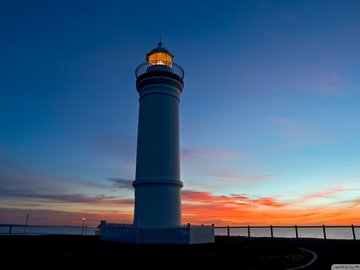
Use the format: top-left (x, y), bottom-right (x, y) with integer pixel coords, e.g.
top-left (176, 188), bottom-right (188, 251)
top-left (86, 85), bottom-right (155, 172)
top-left (296, 188), bottom-right (360, 204)
top-left (288, 64), bottom-right (345, 95)
top-left (288, 69), bottom-right (344, 95)
top-left (182, 189), bottom-right (287, 208)
top-left (252, 197), bottom-right (287, 207)
top-left (207, 169), bottom-right (278, 182)
top-left (181, 147), bottom-right (245, 162)
top-left (269, 116), bottom-right (330, 146)
top-left (312, 70), bottom-right (342, 95)
top-left (182, 190), bottom-right (215, 203)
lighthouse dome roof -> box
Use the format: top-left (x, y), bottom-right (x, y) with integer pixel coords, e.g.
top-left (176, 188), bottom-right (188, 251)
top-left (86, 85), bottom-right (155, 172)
top-left (146, 41), bottom-right (174, 58)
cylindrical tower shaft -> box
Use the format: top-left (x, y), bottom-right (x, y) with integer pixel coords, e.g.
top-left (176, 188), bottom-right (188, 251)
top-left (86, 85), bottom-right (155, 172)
top-left (133, 45), bottom-right (184, 227)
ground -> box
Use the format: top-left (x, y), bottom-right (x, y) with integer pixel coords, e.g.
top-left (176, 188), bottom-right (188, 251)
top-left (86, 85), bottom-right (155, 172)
top-left (0, 235), bottom-right (359, 269)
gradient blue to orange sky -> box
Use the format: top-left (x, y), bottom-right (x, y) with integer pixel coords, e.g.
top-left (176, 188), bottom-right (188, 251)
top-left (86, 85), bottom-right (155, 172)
top-left (1, 0), bottom-right (360, 227)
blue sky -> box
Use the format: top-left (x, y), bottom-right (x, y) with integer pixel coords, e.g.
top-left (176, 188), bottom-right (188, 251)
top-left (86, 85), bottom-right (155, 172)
top-left (1, 0), bottom-right (360, 226)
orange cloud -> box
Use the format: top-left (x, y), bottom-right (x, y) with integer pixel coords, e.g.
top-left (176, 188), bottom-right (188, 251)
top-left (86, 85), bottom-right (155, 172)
top-left (1, 188), bottom-right (359, 227)
top-left (182, 190), bottom-right (215, 202)
top-left (181, 189), bottom-right (360, 226)
top-left (182, 190), bottom-right (287, 208)
top-left (252, 197), bottom-right (286, 207)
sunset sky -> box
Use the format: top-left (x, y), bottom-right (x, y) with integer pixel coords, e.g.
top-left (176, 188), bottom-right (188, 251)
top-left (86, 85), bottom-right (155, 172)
top-left (1, 0), bottom-right (360, 227)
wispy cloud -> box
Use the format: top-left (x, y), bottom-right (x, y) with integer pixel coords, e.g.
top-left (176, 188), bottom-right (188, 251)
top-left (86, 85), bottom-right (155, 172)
top-left (251, 0), bottom-right (295, 39)
top-left (87, 134), bottom-right (136, 160)
top-left (0, 207), bottom-right (133, 226)
top-left (350, 198), bottom-right (360, 207)
top-left (311, 70), bottom-right (343, 95)
top-left (293, 187), bottom-right (360, 206)
top-left (268, 116), bottom-right (329, 146)
top-left (0, 187), bottom-right (133, 206)
top-left (181, 147), bottom-right (244, 162)
top-left (180, 147), bottom-right (252, 188)
top-left (182, 189), bottom-right (290, 225)
top-left (207, 169), bottom-right (278, 183)
top-left (256, 0), bottom-right (295, 23)
top-left (182, 190), bottom-right (215, 203)
top-left (302, 188), bottom-right (358, 200)
top-left (0, 157), bottom-right (69, 193)
top-left (85, 134), bottom-right (136, 176)
top-left (0, 156), bottom-right (134, 210)
top-left (285, 43), bottom-right (350, 95)
top-left (287, 67), bottom-right (345, 95)
top-left (252, 197), bottom-right (286, 207)
top-left (182, 190), bottom-right (287, 208)
top-left (108, 178), bottom-right (133, 190)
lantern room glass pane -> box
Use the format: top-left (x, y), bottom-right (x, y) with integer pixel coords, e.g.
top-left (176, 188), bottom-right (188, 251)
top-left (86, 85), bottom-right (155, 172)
top-left (148, 52), bottom-right (173, 67)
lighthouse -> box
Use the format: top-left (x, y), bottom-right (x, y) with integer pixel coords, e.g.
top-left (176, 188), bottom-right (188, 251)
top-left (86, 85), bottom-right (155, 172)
top-left (99, 42), bottom-right (214, 244)
top-left (133, 42), bottom-right (183, 227)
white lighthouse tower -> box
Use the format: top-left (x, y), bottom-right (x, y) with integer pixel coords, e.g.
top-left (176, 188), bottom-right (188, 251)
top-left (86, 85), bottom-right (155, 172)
top-left (99, 42), bottom-right (214, 244)
top-left (133, 41), bottom-right (183, 227)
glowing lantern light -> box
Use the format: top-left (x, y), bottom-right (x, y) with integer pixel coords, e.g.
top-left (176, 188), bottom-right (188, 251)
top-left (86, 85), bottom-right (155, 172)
top-left (146, 41), bottom-right (174, 67)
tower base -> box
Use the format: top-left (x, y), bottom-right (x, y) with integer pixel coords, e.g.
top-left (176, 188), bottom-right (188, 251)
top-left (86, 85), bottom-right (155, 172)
top-left (98, 221), bottom-right (215, 244)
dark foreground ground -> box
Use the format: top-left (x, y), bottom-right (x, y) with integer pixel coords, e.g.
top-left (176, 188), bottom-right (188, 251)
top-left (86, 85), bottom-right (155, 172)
top-left (0, 235), bottom-right (359, 269)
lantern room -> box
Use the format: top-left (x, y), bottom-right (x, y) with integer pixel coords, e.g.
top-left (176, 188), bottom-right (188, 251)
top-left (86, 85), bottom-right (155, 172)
top-left (146, 42), bottom-right (174, 67)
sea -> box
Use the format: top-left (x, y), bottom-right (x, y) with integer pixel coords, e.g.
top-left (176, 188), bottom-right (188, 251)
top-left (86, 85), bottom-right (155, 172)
top-left (0, 225), bottom-right (359, 240)
top-left (215, 226), bottom-right (360, 240)
top-left (0, 225), bottom-right (97, 236)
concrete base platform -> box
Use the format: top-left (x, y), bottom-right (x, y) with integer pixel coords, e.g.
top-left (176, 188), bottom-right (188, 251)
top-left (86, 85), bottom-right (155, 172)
top-left (98, 221), bottom-right (215, 244)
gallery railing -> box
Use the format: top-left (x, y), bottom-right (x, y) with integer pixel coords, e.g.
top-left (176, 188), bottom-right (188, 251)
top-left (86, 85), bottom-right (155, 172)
top-left (135, 62), bottom-right (184, 79)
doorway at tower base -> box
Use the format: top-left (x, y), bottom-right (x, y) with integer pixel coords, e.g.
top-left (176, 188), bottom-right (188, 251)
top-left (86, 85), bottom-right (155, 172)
top-left (98, 221), bottom-right (215, 244)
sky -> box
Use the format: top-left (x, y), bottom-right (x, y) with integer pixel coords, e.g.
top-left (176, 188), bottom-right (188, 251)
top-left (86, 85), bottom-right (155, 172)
top-left (1, 0), bottom-right (360, 227)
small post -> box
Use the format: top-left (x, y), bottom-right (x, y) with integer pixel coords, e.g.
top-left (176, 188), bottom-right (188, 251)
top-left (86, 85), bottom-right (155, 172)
top-left (227, 226), bottom-right (230, 237)
top-left (351, 224), bottom-right (356, 240)
top-left (322, 225), bottom-right (327, 240)
top-left (135, 225), bottom-right (139, 244)
top-left (9, 225), bottom-right (12, 234)
top-left (24, 213), bottom-right (29, 234)
top-left (270, 225), bottom-right (273, 238)
top-left (82, 217), bottom-right (86, 236)
top-left (295, 225), bottom-right (298, 239)
top-left (248, 225), bottom-right (251, 238)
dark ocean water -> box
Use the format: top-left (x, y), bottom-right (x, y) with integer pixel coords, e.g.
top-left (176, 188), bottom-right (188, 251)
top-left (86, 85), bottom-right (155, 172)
top-left (0, 225), bottom-right (97, 236)
top-left (215, 226), bottom-right (360, 240)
